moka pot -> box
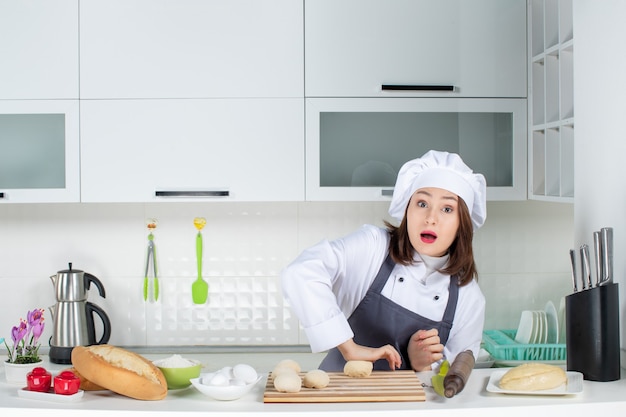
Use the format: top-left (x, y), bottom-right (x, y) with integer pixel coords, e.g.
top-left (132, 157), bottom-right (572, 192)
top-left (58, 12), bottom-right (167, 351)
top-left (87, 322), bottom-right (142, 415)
top-left (49, 263), bottom-right (112, 364)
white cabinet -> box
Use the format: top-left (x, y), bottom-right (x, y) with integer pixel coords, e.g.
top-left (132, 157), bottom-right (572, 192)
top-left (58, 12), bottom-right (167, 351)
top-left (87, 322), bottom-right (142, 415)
top-left (0, 100), bottom-right (80, 203)
top-left (80, 99), bottom-right (304, 202)
top-left (305, 0), bottom-right (526, 98)
top-left (0, 0), bottom-right (78, 99)
top-left (528, 0), bottom-right (574, 202)
top-left (306, 98), bottom-right (527, 201)
top-left (79, 0), bottom-right (303, 99)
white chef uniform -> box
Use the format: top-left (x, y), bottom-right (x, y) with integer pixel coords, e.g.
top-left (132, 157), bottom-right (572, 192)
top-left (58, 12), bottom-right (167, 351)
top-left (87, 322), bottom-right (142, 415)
top-left (281, 150), bottom-right (487, 366)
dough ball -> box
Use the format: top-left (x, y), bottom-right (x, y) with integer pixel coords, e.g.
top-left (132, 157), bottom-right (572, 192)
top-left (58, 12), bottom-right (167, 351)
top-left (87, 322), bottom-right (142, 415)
top-left (275, 359), bottom-right (301, 373)
top-left (273, 372), bottom-right (302, 393)
top-left (303, 369), bottom-right (330, 389)
top-left (270, 365), bottom-right (298, 381)
top-left (499, 363), bottom-right (567, 391)
top-left (343, 360), bottom-right (373, 378)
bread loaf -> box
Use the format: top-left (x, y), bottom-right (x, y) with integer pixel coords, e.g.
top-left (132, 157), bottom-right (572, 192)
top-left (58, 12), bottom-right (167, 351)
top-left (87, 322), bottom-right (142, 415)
top-left (499, 363), bottom-right (567, 391)
top-left (71, 345), bottom-right (167, 400)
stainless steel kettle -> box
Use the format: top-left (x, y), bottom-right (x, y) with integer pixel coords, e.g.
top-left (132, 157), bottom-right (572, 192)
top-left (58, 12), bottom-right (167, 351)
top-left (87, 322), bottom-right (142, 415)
top-left (49, 263), bottom-right (111, 364)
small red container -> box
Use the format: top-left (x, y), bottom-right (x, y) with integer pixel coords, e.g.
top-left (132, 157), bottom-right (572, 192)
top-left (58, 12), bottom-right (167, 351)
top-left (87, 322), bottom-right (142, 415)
top-left (53, 371), bottom-right (81, 395)
top-left (26, 367), bottom-right (52, 392)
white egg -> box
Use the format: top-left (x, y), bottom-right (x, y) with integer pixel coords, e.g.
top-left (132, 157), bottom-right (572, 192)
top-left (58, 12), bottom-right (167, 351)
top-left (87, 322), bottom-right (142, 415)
top-left (230, 378), bottom-right (247, 386)
top-left (220, 366), bottom-right (234, 379)
top-left (233, 363), bottom-right (258, 384)
top-left (208, 372), bottom-right (230, 386)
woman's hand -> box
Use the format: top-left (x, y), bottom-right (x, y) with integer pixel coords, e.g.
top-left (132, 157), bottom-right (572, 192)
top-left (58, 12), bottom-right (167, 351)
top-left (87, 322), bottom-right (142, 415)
top-left (337, 339), bottom-right (402, 370)
top-left (407, 329), bottom-right (444, 371)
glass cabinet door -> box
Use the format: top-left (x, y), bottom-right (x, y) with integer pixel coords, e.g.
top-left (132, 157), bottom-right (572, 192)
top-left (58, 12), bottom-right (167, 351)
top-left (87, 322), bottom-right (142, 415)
top-left (306, 98), bottom-right (527, 201)
top-left (0, 100), bottom-right (79, 203)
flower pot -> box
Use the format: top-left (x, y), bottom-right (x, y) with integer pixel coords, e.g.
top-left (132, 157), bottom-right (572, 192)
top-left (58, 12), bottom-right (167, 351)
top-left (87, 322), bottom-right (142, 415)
top-left (4, 360), bottom-right (43, 385)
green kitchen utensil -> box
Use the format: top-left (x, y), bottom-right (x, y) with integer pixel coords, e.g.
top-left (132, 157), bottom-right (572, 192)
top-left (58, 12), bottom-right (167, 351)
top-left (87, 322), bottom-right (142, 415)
top-left (431, 359), bottom-right (450, 397)
top-left (192, 217), bottom-right (208, 304)
top-left (144, 219), bottom-right (159, 302)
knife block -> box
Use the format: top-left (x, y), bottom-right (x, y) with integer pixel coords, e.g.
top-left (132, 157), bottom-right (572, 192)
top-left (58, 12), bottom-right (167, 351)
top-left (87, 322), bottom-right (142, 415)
top-left (565, 283), bottom-right (620, 381)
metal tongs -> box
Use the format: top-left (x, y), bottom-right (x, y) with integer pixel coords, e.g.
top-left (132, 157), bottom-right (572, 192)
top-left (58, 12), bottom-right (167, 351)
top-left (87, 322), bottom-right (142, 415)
top-left (144, 219), bottom-right (159, 302)
top-left (569, 227), bottom-right (613, 293)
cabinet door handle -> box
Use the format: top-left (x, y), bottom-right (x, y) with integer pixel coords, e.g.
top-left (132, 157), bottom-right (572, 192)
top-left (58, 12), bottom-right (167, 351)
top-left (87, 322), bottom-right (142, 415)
top-left (381, 189), bottom-right (394, 197)
top-left (0, 192), bottom-right (4, 199)
top-left (155, 190), bottom-right (230, 198)
top-left (381, 84), bottom-right (455, 92)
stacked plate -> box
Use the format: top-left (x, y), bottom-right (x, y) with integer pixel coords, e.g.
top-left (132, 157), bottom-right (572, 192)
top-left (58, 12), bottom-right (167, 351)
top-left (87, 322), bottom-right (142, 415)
top-left (514, 301), bottom-right (559, 344)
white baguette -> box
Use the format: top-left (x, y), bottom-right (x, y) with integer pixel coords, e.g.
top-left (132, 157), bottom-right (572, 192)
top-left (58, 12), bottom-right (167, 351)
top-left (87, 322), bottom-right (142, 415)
top-left (499, 363), bottom-right (567, 391)
top-left (71, 345), bottom-right (167, 400)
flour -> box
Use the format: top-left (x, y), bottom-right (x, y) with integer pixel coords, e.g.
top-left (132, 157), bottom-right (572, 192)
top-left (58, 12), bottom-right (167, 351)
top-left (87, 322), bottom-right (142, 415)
top-left (154, 354), bottom-right (196, 368)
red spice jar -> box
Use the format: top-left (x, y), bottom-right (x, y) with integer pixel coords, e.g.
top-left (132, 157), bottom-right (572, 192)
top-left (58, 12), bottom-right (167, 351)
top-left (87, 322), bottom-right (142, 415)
top-left (53, 371), bottom-right (81, 395)
top-left (26, 367), bottom-right (52, 392)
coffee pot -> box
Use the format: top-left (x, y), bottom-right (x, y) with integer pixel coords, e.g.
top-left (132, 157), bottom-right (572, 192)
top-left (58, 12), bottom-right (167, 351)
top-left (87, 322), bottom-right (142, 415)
top-left (49, 263), bottom-right (111, 364)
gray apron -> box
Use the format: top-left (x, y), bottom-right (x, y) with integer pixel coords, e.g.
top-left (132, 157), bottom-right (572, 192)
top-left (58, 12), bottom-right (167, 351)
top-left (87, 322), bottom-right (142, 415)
top-left (319, 253), bottom-right (459, 371)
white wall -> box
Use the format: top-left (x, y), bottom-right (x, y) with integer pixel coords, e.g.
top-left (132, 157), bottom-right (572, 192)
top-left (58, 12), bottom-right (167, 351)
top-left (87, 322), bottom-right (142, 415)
top-left (573, 1), bottom-right (626, 354)
top-left (0, 200), bottom-right (573, 350)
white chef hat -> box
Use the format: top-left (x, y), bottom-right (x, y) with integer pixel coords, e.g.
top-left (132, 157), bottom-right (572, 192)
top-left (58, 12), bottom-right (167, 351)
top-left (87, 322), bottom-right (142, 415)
top-left (388, 150), bottom-right (487, 230)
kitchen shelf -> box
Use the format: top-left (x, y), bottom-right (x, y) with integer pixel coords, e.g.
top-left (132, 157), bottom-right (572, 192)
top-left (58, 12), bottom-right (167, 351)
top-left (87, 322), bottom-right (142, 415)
top-left (528, 0), bottom-right (574, 202)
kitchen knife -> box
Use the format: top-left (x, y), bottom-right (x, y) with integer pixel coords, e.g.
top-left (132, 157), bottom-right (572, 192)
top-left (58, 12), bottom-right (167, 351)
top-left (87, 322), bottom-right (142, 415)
top-left (593, 231), bottom-right (603, 287)
top-left (580, 244), bottom-right (591, 290)
top-left (569, 249), bottom-right (578, 293)
top-left (600, 227), bottom-right (613, 285)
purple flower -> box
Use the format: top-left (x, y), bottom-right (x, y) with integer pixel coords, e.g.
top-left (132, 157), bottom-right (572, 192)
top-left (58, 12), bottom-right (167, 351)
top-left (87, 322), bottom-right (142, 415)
top-left (11, 320), bottom-right (27, 345)
top-left (6, 308), bottom-right (46, 364)
top-left (27, 309), bottom-right (45, 344)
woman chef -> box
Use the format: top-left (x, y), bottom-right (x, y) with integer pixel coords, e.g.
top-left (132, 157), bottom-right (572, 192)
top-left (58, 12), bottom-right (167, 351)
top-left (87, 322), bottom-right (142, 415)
top-left (280, 150), bottom-right (487, 371)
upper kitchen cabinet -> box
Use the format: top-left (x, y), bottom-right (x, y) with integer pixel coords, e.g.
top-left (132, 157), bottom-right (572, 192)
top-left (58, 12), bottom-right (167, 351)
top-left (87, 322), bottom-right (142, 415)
top-left (305, 0), bottom-right (527, 98)
top-left (528, 0), bottom-right (574, 202)
top-left (306, 98), bottom-right (527, 202)
top-left (0, 0), bottom-right (79, 99)
top-left (79, 0), bottom-right (303, 99)
top-left (80, 99), bottom-right (304, 202)
top-left (0, 100), bottom-right (80, 203)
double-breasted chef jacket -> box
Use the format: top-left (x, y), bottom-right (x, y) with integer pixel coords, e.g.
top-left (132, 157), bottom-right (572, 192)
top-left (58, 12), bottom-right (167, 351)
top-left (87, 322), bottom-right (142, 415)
top-left (281, 224), bottom-right (485, 367)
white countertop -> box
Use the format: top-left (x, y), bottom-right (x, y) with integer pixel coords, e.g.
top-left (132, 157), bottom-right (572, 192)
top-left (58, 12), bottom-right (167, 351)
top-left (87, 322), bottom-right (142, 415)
top-left (3, 352), bottom-right (626, 417)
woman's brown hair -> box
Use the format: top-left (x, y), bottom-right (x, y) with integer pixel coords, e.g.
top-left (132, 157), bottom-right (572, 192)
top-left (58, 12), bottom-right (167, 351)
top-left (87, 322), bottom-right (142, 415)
top-left (384, 195), bottom-right (478, 286)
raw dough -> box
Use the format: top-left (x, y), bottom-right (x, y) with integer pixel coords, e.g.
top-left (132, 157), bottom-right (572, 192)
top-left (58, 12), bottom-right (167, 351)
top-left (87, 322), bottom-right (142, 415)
top-left (275, 359), bottom-right (301, 373)
top-left (273, 372), bottom-right (302, 393)
top-left (499, 363), bottom-right (567, 391)
top-left (303, 369), bottom-right (330, 389)
top-left (343, 360), bottom-right (373, 378)
top-left (270, 359), bottom-right (302, 380)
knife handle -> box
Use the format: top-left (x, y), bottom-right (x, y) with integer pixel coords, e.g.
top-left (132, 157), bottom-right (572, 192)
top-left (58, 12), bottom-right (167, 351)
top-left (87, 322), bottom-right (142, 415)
top-left (593, 231), bottom-right (603, 287)
top-left (569, 249), bottom-right (578, 292)
top-left (580, 245), bottom-right (589, 290)
top-left (600, 227), bottom-right (613, 284)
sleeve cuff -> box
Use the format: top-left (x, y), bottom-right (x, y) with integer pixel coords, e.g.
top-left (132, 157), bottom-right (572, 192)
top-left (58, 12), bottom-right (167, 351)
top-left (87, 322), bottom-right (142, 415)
top-left (304, 313), bottom-right (354, 353)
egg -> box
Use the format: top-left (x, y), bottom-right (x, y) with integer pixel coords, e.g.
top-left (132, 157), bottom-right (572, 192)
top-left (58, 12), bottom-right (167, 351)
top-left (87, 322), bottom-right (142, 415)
top-left (220, 366), bottom-right (234, 379)
top-left (208, 372), bottom-right (230, 386)
top-left (233, 363), bottom-right (258, 384)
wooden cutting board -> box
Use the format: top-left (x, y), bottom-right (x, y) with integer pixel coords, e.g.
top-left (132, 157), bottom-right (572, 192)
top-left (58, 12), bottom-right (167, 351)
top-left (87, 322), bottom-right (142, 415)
top-left (263, 370), bottom-right (426, 403)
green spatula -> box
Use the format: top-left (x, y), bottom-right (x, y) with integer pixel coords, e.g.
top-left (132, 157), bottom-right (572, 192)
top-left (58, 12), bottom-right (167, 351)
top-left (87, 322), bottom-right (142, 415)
top-left (192, 217), bottom-right (208, 304)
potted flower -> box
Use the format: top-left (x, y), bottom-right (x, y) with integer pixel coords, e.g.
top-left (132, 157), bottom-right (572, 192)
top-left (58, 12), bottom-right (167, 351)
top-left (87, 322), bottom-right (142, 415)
top-left (3, 308), bottom-right (46, 384)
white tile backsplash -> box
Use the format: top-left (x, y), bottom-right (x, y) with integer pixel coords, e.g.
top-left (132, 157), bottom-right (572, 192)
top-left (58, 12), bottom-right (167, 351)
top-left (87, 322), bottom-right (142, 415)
top-left (0, 200), bottom-right (573, 349)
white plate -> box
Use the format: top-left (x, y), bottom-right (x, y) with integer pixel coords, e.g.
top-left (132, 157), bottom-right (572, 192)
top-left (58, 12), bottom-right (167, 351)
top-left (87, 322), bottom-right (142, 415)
top-left (537, 311), bottom-right (548, 344)
top-left (515, 311), bottom-right (534, 344)
top-left (545, 301), bottom-right (559, 343)
top-left (486, 370), bottom-right (583, 395)
top-left (17, 388), bottom-right (84, 403)
top-left (558, 297), bottom-right (566, 343)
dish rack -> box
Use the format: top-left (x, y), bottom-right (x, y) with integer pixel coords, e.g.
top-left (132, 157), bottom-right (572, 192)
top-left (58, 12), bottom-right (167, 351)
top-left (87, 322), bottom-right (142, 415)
top-left (482, 329), bottom-right (567, 362)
